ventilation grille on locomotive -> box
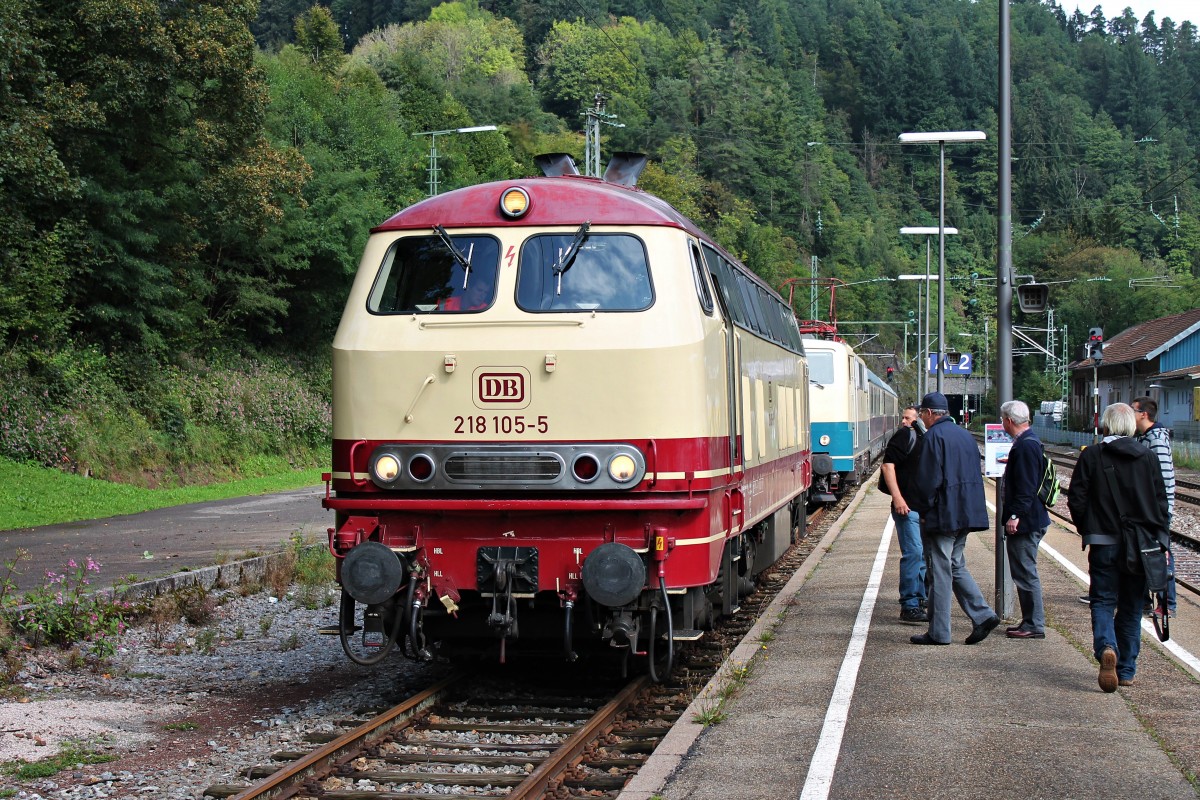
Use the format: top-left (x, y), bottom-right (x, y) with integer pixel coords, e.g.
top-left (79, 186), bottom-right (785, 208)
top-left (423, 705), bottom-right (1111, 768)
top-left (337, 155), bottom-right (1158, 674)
top-left (445, 454), bottom-right (563, 482)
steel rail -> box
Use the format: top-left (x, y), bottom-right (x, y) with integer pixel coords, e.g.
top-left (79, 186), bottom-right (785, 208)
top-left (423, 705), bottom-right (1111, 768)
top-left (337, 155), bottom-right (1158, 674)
top-left (508, 674), bottom-right (651, 799)
top-left (228, 672), bottom-right (463, 800)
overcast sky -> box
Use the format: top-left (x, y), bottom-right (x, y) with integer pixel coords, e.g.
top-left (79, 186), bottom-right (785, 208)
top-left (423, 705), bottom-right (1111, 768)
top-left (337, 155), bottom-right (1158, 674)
top-left (1069, 0), bottom-right (1195, 27)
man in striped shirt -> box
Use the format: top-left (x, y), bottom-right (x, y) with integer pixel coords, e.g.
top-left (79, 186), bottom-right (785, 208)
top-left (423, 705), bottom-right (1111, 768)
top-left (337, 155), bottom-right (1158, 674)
top-left (1132, 396), bottom-right (1175, 616)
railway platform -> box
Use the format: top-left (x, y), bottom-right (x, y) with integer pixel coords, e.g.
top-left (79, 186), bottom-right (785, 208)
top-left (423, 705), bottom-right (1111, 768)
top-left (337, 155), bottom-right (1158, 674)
top-left (621, 482), bottom-right (1200, 800)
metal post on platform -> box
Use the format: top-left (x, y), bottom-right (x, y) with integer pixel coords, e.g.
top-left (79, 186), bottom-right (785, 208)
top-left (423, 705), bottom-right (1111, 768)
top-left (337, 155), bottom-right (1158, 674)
top-left (994, 474), bottom-right (1014, 618)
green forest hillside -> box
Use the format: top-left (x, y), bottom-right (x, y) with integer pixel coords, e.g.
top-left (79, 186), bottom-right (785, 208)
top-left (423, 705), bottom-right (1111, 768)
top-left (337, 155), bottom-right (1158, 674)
top-left (2, 0), bottom-right (1198, 485)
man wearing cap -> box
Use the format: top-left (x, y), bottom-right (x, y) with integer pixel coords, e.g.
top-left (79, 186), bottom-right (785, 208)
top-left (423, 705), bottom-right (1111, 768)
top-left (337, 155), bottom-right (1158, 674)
top-left (909, 392), bottom-right (1000, 646)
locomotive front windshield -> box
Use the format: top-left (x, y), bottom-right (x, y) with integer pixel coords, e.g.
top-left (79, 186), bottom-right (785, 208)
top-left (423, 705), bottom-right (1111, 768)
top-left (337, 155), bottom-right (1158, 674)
top-left (516, 232), bottom-right (653, 311)
top-left (368, 235), bottom-right (501, 313)
top-left (808, 350), bottom-right (835, 385)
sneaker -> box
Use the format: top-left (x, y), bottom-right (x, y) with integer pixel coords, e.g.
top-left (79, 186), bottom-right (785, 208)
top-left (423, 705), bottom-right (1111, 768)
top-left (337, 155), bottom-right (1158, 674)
top-left (1098, 647), bottom-right (1118, 693)
top-left (899, 606), bottom-right (928, 624)
top-left (1078, 595), bottom-right (1091, 605)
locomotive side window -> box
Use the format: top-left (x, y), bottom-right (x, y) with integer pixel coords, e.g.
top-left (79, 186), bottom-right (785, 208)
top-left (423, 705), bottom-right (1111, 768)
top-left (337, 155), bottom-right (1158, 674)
top-left (701, 245), bottom-right (746, 324)
top-left (701, 242), bottom-right (803, 354)
top-left (367, 235), bottom-right (501, 314)
top-left (516, 233), bottom-right (652, 311)
top-left (733, 278), bottom-right (761, 334)
top-left (690, 242), bottom-right (715, 315)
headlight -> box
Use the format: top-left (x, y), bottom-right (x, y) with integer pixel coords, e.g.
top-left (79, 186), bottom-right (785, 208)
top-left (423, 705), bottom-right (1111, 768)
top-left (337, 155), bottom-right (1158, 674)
top-left (819, 434), bottom-right (831, 446)
top-left (373, 454), bottom-right (401, 482)
top-left (608, 454), bottom-right (638, 483)
top-left (499, 187), bottom-right (530, 218)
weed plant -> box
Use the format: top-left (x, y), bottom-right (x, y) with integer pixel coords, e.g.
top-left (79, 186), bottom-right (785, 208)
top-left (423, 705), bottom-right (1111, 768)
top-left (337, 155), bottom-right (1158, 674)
top-left (265, 533), bottom-right (335, 605)
top-left (194, 627), bottom-right (218, 654)
top-left (147, 595), bottom-right (178, 648)
top-left (0, 738), bottom-right (118, 780)
top-left (163, 721), bottom-right (198, 731)
top-left (265, 549), bottom-right (298, 599)
top-left (0, 551), bottom-right (127, 664)
top-left (176, 586), bottom-right (217, 626)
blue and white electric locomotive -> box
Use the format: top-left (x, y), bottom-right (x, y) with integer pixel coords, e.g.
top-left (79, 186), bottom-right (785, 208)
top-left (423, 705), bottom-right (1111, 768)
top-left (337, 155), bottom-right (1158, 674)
top-left (804, 336), bottom-right (899, 504)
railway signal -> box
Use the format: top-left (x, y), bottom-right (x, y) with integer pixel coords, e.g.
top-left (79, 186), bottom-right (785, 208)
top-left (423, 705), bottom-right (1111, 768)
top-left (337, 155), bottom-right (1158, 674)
top-left (1087, 327), bottom-right (1104, 363)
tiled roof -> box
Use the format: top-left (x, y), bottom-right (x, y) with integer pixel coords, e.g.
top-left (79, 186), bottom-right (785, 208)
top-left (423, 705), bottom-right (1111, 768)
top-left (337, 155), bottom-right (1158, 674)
top-left (1150, 365), bottom-right (1200, 381)
top-left (1074, 307), bottom-right (1200, 369)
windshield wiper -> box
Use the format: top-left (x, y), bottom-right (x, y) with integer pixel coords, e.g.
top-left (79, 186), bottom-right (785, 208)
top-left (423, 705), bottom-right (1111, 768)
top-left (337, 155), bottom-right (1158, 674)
top-left (434, 225), bottom-right (475, 288)
top-left (550, 221), bottom-right (590, 295)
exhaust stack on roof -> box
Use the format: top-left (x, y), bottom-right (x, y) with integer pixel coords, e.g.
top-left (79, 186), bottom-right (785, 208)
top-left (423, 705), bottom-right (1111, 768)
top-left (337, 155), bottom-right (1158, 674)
top-left (534, 153), bottom-right (580, 177)
top-left (603, 152), bottom-right (647, 187)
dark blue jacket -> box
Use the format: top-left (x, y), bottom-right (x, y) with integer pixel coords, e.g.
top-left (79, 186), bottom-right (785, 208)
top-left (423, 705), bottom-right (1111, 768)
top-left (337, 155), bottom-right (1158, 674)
top-left (914, 415), bottom-right (989, 534)
top-left (1001, 428), bottom-right (1052, 534)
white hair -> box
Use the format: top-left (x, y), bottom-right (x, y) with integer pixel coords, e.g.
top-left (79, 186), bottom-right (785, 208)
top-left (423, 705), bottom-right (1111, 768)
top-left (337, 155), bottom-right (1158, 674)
top-left (1000, 400), bottom-right (1030, 426)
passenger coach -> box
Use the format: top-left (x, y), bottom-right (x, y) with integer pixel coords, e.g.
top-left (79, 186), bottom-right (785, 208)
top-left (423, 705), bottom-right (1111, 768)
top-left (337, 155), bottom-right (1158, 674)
top-left (322, 154), bottom-right (811, 678)
top-left (805, 336), bottom-right (898, 504)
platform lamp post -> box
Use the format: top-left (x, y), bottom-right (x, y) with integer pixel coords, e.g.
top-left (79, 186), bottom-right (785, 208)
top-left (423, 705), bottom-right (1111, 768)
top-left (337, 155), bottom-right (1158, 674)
top-left (414, 125), bottom-right (498, 197)
top-left (900, 227), bottom-right (958, 399)
top-left (897, 131), bottom-right (986, 394)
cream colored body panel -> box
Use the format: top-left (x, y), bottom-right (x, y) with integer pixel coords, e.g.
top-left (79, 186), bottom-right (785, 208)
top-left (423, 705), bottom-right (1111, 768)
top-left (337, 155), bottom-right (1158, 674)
top-left (333, 226), bottom-right (807, 471)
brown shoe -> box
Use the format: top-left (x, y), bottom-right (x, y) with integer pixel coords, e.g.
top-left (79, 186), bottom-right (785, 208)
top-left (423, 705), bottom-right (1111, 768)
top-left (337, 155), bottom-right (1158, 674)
top-left (1098, 648), bottom-right (1118, 693)
top-left (1118, 678), bottom-right (1134, 687)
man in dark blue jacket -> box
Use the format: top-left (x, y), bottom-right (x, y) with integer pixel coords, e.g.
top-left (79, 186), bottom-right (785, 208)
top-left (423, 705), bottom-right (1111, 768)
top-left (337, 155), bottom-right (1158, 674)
top-left (1000, 400), bottom-right (1051, 639)
top-left (910, 392), bottom-right (1000, 646)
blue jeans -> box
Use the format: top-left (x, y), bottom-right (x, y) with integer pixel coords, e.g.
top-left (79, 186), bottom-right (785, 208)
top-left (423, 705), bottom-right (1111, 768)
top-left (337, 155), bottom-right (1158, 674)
top-left (923, 529), bottom-right (995, 643)
top-left (892, 510), bottom-right (926, 609)
top-left (1088, 543), bottom-right (1146, 681)
top-left (1005, 526), bottom-right (1046, 633)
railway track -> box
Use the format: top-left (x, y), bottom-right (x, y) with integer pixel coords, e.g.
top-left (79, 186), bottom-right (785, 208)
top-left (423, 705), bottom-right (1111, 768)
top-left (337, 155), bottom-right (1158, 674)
top-left (207, 672), bottom-right (654, 799)
top-left (200, 505), bottom-right (835, 800)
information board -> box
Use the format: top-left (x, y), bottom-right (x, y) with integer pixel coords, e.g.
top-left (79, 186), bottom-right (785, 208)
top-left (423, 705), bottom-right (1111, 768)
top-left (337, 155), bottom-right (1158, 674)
top-left (984, 423), bottom-right (1012, 477)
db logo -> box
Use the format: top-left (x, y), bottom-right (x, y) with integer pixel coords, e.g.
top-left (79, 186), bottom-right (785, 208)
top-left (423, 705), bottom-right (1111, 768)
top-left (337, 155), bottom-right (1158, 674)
top-left (473, 367), bottom-right (530, 408)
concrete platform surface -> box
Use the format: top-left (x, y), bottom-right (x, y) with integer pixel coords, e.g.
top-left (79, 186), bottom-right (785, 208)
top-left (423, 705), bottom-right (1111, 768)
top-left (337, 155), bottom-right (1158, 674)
top-left (622, 483), bottom-right (1200, 800)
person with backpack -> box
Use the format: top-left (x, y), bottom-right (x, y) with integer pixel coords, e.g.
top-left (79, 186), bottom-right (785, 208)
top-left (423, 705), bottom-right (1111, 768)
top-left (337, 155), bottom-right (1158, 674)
top-left (1067, 403), bottom-right (1170, 692)
top-left (881, 405), bottom-right (927, 624)
top-left (999, 400), bottom-right (1051, 640)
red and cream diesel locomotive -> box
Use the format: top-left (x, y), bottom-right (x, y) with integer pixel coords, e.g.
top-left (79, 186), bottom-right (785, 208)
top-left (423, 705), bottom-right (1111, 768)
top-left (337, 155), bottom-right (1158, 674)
top-left (322, 154), bottom-right (811, 678)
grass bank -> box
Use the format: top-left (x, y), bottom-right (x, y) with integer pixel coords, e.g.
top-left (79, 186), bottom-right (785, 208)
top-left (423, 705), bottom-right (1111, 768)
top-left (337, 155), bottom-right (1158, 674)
top-left (0, 343), bottom-right (332, 530)
top-left (0, 456), bottom-right (326, 531)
